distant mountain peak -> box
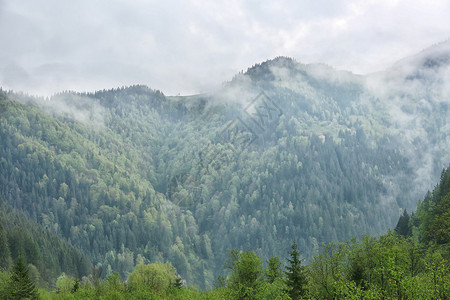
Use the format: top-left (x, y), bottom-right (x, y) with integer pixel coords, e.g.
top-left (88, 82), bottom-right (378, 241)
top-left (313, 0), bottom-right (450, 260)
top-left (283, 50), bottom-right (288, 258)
top-left (243, 56), bottom-right (299, 80)
top-left (393, 39), bottom-right (450, 71)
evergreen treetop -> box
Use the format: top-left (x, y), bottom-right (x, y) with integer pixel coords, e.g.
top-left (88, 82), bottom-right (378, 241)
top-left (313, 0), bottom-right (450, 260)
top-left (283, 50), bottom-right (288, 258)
top-left (285, 241), bottom-right (307, 300)
top-left (9, 256), bottom-right (39, 300)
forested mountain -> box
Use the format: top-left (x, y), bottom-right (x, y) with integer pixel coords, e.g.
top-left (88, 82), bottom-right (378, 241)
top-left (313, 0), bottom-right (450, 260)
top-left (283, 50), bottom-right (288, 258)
top-left (1, 41), bottom-right (450, 288)
top-left (2, 158), bottom-right (448, 299)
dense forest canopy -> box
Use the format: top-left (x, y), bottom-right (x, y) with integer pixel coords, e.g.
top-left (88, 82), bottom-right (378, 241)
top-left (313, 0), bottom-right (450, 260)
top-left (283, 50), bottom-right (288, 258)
top-left (0, 196), bottom-right (91, 287)
top-left (1, 42), bottom-right (450, 290)
top-left (1, 164), bottom-right (449, 299)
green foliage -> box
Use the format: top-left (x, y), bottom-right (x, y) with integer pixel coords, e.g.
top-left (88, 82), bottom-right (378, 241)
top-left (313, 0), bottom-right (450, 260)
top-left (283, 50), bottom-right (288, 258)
top-left (56, 273), bottom-right (76, 294)
top-left (0, 200), bottom-right (91, 285)
top-left (0, 89), bottom-right (211, 287)
top-left (127, 262), bottom-right (177, 294)
top-left (8, 256), bottom-right (39, 300)
top-left (0, 270), bottom-right (11, 299)
top-left (285, 241), bottom-right (307, 299)
top-left (10, 202), bottom-right (450, 299)
top-left (71, 278), bottom-right (80, 293)
top-left (306, 233), bottom-right (450, 299)
top-left (225, 249), bottom-right (264, 299)
top-left (412, 167), bottom-right (450, 245)
top-left (258, 278), bottom-right (291, 299)
top-left (308, 242), bottom-right (348, 298)
top-left (306, 166), bottom-right (450, 299)
top-left (395, 209), bottom-right (412, 237)
top-left (428, 192), bottom-right (450, 244)
top-left (28, 263), bottom-right (45, 289)
top-left (265, 256), bottom-right (283, 283)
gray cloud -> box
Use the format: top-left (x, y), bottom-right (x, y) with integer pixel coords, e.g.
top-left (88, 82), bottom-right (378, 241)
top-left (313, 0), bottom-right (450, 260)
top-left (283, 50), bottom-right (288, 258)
top-left (1, 0), bottom-right (450, 96)
top-left (363, 40), bottom-right (450, 213)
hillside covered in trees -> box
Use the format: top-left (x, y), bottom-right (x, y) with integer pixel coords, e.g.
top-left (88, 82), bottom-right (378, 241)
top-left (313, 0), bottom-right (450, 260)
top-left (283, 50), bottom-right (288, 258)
top-left (1, 165), bottom-right (449, 299)
top-left (1, 41), bottom-right (450, 290)
top-left (0, 196), bottom-right (91, 288)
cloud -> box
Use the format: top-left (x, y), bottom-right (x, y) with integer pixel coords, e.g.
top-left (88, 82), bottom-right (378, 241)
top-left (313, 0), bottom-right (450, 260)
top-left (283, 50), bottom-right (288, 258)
top-left (0, 0), bottom-right (450, 96)
top-left (363, 40), bottom-right (450, 212)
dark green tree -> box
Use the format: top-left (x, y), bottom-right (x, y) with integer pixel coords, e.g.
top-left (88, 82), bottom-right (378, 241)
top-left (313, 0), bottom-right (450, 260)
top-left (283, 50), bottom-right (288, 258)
top-left (428, 193), bottom-right (450, 244)
top-left (265, 256), bottom-right (283, 283)
top-left (71, 278), bottom-right (80, 293)
top-left (395, 209), bottom-right (412, 237)
top-left (173, 275), bottom-right (183, 289)
top-left (349, 252), bottom-right (365, 287)
top-left (8, 256), bottom-right (39, 300)
top-left (285, 241), bottom-right (307, 300)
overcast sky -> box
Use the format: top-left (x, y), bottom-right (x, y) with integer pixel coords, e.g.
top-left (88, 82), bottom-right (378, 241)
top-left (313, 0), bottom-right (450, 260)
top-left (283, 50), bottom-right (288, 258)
top-left (0, 0), bottom-right (449, 96)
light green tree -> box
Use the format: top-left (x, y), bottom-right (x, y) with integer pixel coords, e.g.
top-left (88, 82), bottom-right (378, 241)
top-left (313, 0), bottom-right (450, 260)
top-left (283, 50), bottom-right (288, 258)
top-left (226, 249), bottom-right (264, 300)
top-left (127, 262), bottom-right (177, 294)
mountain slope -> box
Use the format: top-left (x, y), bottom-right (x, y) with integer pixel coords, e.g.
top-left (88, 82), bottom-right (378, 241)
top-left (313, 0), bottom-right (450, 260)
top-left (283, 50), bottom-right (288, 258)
top-left (1, 43), bottom-right (450, 288)
top-left (0, 196), bottom-right (91, 286)
top-left (0, 88), bottom-right (215, 287)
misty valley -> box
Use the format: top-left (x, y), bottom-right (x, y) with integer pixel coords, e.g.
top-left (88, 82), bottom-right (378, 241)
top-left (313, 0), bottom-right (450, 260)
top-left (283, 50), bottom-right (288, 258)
top-left (1, 42), bottom-right (450, 299)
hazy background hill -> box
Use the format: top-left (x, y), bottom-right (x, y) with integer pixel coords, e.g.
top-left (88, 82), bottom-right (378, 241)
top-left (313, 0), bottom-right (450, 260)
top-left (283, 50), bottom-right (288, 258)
top-left (1, 41), bottom-right (450, 288)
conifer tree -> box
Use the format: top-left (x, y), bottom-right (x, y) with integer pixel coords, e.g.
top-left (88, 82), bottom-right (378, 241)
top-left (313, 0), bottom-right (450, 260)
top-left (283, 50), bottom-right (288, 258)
top-left (285, 241), bottom-right (307, 300)
top-left (174, 275), bottom-right (183, 289)
top-left (265, 256), bottom-right (283, 283)
top-left (71, 278), bottom-right (80, 293)
top-left (395, 209), bottom-right (411, 237)
top-left (9, 256), bottom-right (39, 300)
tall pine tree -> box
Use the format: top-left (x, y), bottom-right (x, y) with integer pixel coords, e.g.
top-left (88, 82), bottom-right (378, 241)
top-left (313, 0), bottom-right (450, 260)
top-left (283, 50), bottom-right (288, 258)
top-left (285, 241), bottom-right (307, 300)
top-left (265, 256), bottom-right (283, 283)
top-left (8, 256), bottom-right (39, 300)
top-left (395, 209), bottom-right (411, 237)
